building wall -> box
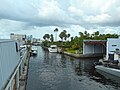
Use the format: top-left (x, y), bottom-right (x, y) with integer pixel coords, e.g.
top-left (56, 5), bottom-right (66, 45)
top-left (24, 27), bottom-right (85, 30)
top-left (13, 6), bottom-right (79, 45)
top-left (114, 53), bottom-right (119, 61)
top-left (106, 38), bottom-right (120, 59)
top-left (10, 33), bottom-right (26, 45)
top-left (94, 44), bottom-right (105, 53)
top-left (0, 41), bottom-right (19, 89)
top-left (83, 43), bottom-right (106, 54)
top-left (83, 44), bottom-right (94, 54)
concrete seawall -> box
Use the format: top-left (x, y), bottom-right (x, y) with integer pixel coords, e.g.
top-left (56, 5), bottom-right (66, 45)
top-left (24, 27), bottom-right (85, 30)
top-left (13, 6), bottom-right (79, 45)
top-left (41, 46), bottom-right (103, 59)
top-left (63, 52), bottom-right (103, 59)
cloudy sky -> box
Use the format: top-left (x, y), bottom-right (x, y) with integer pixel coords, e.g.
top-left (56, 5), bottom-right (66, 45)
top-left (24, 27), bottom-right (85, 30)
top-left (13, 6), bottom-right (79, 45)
top-left (0, 0), bottom-right (120, 39)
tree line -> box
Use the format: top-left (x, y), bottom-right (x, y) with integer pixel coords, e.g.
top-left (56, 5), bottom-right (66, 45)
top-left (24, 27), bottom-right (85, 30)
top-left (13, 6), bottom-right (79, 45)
top-left (42, 28), bottom-right (119, 53)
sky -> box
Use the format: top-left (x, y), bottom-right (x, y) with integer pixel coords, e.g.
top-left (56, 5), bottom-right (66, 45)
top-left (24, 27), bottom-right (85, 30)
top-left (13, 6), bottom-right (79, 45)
top-left (0, 0), bottom-right (120, 40)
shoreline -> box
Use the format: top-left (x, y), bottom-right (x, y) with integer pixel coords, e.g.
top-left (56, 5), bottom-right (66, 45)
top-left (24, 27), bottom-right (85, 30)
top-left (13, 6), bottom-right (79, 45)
top-left (41, 46), bottom-right (103, 59)
top-left (63, 51), bottom-right (103, 59)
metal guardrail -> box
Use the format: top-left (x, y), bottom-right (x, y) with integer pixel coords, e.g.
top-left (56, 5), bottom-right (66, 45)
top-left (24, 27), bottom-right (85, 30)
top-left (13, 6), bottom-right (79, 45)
top-left (1, 51), bottom-right (27, 90)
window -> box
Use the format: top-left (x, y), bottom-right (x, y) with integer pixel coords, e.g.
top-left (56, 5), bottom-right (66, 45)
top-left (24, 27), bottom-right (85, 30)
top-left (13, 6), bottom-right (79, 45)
top-left (112, 45), bottom-right (117, 46)
top-left (116, 48), bottom-right (119, 51)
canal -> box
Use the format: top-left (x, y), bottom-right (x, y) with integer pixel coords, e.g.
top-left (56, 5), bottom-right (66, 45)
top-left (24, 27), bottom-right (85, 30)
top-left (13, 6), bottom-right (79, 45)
top-left (26, 46), bottom-right (120, 90)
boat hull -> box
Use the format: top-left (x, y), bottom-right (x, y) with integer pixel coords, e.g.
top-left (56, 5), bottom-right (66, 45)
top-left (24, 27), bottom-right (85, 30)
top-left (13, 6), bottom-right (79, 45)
top-left (95, 65), bottom-right (120, 83)
top-left (48, 48), bottom-right (58, 53)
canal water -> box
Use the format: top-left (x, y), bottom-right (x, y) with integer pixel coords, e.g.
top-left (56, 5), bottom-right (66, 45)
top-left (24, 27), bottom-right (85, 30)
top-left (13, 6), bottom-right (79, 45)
top-left (26, 46), bottom-right (120, 90)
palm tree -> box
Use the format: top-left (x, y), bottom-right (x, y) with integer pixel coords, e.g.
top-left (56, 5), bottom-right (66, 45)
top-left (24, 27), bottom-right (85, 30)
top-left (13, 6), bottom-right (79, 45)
top-left (59, 32), bottom-right (65, 41)
top-left (84, 31), bottom-right (90, 39)
top-left (94, 31), bottom-right (100, 36)
top-left (54, 28), bottom-right (58, 41)
top-left (63, 30), bottom-right (67, 33)
top-left (50, 34), bottom-right (54, 42)
top-left (43, 35), bottom-right (46, 40)
top-left (59, 31), bottom-right (67, 46)
top-left (63, 30), bottom-right (67, 41)
top-left (43, 34), bottom-right (50, 41)
top-left (94, 31), bottom-right (100, 39)
top-left (84, 31), bottom-right (87, 35)
top-left (79, 32), bottom-right (83, 37)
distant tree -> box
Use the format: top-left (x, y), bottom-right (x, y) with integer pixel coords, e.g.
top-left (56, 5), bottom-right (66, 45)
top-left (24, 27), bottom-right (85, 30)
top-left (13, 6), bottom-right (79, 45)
top-left (74, 36), bottom-right (79, 44)
top-left (63, 30), bottom-right (67, 41)
top-left (59, 31), bottom-right (65, 41)
top-left (67, 33), bottom-right (70, 41)
top-left (79, 32), bottom-right (83, 37)
top-left (43, 34), bottom-right (50, 41)
top-left (94, 31), bottom-right (100, 39)
top-left (59, 30), bottom-right (68, 47)
top-left (63, 30), bottom-right (67, 33)
top-left (70, 37), bottom-right (74, 46)
top-left (83, 31), bottom-right (90, 39)
top-left (94, 31), bottom-right (100, 36)
top-left (42, 34), bottom-right (50, 47)
top-left (84, 31), bottom-right (87, 34)
top-left (43, 35), bottom-right (46, 40)
top-left (50, 34), bottom-right (54, 42)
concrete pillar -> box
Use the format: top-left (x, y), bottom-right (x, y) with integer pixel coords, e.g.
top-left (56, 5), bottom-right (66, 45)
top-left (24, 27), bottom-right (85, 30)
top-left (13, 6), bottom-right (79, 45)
top-left (83, 42), bottom-right (85, 54)
top-left (93, 44), bottom-right (94, 54)
top-left (106, 40), bottom-right (109, 60)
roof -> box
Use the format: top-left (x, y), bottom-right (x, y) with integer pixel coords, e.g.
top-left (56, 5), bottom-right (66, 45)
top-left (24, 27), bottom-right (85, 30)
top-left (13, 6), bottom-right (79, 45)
top-left (0, 39), bottom-right (14, 43)
top-left (83, 40), bottom-right (107, 44)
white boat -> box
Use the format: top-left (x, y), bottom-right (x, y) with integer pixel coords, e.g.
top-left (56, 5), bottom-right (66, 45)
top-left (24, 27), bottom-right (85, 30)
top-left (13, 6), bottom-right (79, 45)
top-left (48, 45), bottom-right (58, 53)
top-left (30, 46), bottom-right (37, 56)
top-left (95, 65), bottom-right (120, 83)
top-left (31, 50), bottom-right (37, 55)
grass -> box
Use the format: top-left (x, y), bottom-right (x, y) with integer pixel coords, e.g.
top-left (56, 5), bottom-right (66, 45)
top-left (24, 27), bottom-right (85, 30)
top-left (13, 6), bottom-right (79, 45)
top-left (65, 48), bottom-right (76, 54)
top-left (65, 48), bottom-right (83, 54)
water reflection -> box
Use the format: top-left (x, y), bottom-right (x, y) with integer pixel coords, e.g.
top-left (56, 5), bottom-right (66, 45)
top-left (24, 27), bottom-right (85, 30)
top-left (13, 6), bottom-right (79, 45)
top-left (26, 46), bottom-right (120, 90)
top-left (74, 60), bottom-right (83, 76)
top-left (61, 55), bottom-right (67, 68)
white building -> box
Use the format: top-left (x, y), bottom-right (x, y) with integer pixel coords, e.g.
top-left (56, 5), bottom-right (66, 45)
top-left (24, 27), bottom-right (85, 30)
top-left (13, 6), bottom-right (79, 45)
top-left (10, 33), bottom-right (26, 45)
top-left (83, 38), bottom-right (120, 61)
top-left (0, 39), bottom-right (27, 90)
top-left (106, 38), bottom-right (120, 60)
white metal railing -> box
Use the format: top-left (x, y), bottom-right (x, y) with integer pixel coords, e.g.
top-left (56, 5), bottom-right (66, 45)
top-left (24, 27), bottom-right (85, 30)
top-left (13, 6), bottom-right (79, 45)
top-left (1, 50), bottom-right (27, 90)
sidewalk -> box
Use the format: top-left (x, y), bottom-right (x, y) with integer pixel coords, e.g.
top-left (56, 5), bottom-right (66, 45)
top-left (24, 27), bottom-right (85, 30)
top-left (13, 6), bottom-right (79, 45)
top-left (19, 66), bottom-right (28, 90)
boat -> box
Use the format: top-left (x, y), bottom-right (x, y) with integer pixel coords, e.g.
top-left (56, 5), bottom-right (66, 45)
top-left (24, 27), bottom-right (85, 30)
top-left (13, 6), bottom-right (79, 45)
top-left (30, 46), bottom-right (37, 56)
top-left (48, 45), bottom-right (58, 53)
top-left (95, 65), bottom-right (120, 83)
top-left (95, 59), bottom-right (120, 83)
top-left (31, 50), bottom-right (37, 56)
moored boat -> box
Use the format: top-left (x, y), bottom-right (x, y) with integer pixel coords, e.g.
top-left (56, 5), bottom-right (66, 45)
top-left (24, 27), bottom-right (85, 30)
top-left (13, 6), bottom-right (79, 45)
top-left (95, 65), bottom-right (120, 83)
top-left (30, 46), bottom-right (38, 56)
top-left (48, 45), bottom-right (58, 53)
top-left (95, 59), bottom-right (120, 83)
